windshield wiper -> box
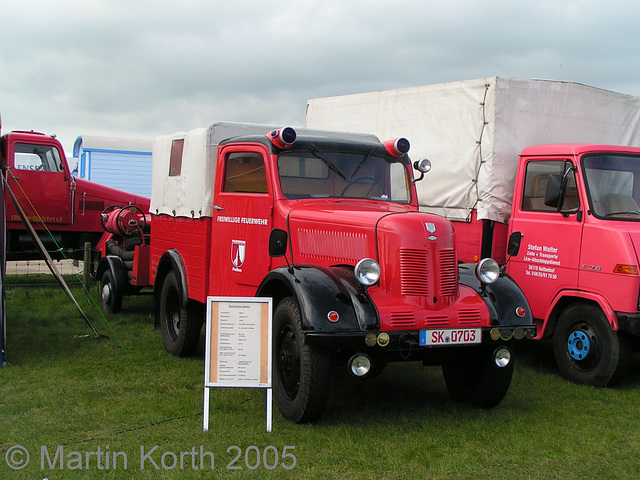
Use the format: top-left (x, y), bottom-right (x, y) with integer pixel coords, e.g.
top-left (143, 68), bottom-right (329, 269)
top-left (309, 144), bottom-right (346, 180)
top-left (351, 147), bottom-right (376, 179)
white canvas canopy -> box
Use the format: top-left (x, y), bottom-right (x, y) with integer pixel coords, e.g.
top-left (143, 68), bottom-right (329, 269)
top-left (150, 122), bottom-right (379, 218)
top-left (306, 77), bottom-right (640, 223)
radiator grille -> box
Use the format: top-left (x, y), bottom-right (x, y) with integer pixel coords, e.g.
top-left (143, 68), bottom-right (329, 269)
top-left (438, 248), bottom-right (458, 296)
top-left (400, 248), bottom-right (429, 296)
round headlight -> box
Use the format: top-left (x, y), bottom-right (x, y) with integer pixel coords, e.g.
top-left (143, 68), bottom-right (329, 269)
top-left (475, 258), bottom-right (500, 284)
top-left (354, 258), bottom-right (380, 286)
top-left (349, 354), bottom-right (372, 377)
top-left (494, 347), bottom-right (512, 368)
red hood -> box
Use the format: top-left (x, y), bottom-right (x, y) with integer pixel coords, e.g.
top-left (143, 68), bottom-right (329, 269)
top-left (74, 176), bottom-right (150, 212)
top-left (286, 199), bottom-right (453, 266)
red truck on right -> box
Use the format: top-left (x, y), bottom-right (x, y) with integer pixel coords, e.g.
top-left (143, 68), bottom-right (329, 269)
top-left (306, 77), bottom-right (640, 386)
top-left (488, 143), bottom-right (640, 386)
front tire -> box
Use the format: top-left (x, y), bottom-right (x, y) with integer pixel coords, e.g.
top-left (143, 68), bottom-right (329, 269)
top-left (159, 271), bottom-right (202, 357)
top-left (442, 348), bottom-right (514, 408)
top-left (553, 303), bottom-right (630, 386)
top-left (100, 269), bottom-right (122, 314)
top-left (273, 297), bottom-right (331, 423)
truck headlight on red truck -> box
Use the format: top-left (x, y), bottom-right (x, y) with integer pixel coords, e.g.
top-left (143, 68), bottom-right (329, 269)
top-left (494, 347), bottom-right (512, 368)
top-left (412, 158), bottom-right (432, 183)
top-left (355, 258), bottom-right (381, 286)
top-left (475, 258), bottom-right (500, 284)
top-left (348, 354), bottom-right (372, 376)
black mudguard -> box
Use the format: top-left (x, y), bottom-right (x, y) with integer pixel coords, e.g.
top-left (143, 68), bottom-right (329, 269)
top-left (458, 263), bottom-right (533, 327)
top-left (96, 255), bottom-right (130, 297)
top-left (257, 265), bottom-right (378, 333)
top-left (153, 249), bottom-right (189, 310)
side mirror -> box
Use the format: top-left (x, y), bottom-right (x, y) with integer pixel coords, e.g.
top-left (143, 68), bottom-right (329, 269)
top-left (507, 232), bottom-right (522, 257)
top-left (544, 174), bottom-right (563, 209)
top-left (269, 228), bottom-right (288, 257)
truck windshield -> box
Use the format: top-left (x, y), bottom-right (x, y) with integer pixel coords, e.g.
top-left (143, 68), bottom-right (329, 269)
top-left (277, 149), bottom-right (411, 203)
top-left (583, 154), bottom-right (640, 219)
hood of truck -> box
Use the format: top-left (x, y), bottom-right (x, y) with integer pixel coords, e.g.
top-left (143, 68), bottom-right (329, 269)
top-left (74, 177), bottom-right (151, 212)
top-left (286, 199), bottom-right (454, 266)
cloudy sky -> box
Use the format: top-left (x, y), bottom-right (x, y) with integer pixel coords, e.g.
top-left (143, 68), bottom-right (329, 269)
top-left (2, 0), bottom-right (640, 152)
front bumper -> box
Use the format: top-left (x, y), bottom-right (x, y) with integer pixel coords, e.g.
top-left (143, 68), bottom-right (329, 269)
top-left (304, 325), bottom-right (537, 353)
top-left (617, 312), bottom-right (640, 336)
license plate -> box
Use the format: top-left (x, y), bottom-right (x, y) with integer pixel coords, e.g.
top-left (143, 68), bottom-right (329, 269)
top-left (419, 328), bottom-right (481, 346)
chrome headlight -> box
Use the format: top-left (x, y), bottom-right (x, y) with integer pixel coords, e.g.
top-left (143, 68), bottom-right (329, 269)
top-left (414, 158), bottom-right (432, 173)
top-left (476, 258), bottom-right (500, 284)
top-left (354, 258), bottom-right (380, 286)
top-left (349, 354), bottom-right (372, 377)
top-left (494, 347), bottom-right (512, 368)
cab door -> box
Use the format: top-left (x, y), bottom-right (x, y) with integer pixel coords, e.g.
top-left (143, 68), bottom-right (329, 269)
top-left (507, 159), bottom-right (583, 321)
top-left (5, 138), bottom-right (73, 226)
top-left (210, 145), bottom-right (274, 296)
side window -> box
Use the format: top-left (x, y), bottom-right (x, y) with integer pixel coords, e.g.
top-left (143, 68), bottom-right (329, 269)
top-left (169, 139), bottom-right (184, 177)
top-left (522, 160), bottom-right (579, 212)
top-left (223, 152), bottom-right (268, 193)
top-left (14, 143), bottom-right (63, 172)
top-left (389, 162), bottom-right (410, 202)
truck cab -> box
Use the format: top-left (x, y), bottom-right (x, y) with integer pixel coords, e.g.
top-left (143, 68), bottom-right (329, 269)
top-left (1, 130), bottom-right (150, 260)
top-left (507, 144), bottom-right (640, 385)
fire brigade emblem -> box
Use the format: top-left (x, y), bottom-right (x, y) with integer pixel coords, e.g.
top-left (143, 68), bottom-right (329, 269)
top-left (425, 222), bottom-right (436, 233)
top-left (231, 240), bottom-right (246, 268)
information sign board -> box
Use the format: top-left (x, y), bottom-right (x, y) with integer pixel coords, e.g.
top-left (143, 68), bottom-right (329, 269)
top-left (203, 297), bottom-right (272, 431)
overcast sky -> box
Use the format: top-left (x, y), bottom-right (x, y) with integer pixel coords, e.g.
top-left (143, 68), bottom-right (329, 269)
top-left (2, 0), bottom-right (640, 152)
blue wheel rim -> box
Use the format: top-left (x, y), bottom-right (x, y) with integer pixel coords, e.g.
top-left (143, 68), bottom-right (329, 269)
top-left (567, 330), bottom-right (591, 361)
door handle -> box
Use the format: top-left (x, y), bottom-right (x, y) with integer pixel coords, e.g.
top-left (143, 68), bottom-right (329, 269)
top-left (213, 205), bottom-right (224, 211)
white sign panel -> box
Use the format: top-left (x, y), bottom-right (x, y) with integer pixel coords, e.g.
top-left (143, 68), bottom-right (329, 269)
top-left (203, 297), bottom-right (272, 432)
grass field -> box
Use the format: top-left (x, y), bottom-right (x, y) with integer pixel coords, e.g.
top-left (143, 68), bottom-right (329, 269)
top-left (1, 275), bottom-right (640, 479)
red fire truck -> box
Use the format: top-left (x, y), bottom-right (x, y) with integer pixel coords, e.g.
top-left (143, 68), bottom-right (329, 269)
top-left (0, 119), bottom-right (150, 261)
top-left (96, 122), bottom-right (535, 423)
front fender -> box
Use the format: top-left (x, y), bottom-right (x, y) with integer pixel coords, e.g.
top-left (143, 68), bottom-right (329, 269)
top-left (153, 249), bottom-right (189, 310)
top-left (459, 263), bottom-right (533, 327)
top-left (256, 265), bottom-right (378, 333)
top-left (96, 255), bottom-right (130, 297)
top-left (543, 289), bottom-right (619, 335)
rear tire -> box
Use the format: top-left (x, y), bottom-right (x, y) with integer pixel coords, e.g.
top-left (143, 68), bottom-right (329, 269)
top-left (273, 297), bottom-right (331, 423)
top-left (553, 303), bottom-right (630, 386)
top-left (159, 271), bottom-right (202, 357)
top-left (442, 348), bottom-right (514, 408)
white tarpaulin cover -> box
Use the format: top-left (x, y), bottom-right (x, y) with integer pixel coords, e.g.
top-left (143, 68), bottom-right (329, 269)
top-left (151, 122), bottom-right (379, 218)
top-left (306, 77), bottom-right (640, 223)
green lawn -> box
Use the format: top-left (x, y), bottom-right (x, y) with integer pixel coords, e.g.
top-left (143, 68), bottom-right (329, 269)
top-left (1, 275), bottom-right (640, 479)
